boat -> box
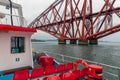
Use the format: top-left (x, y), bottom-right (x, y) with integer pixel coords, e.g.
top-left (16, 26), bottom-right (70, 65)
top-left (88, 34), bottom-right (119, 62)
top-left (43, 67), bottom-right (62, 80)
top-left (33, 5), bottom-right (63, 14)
top-left (0, 43), bottom-right (103, 80)
top-left (0, 0), bottom-right (119, 80)
top-left (0, 24), bottom-right (102, 80)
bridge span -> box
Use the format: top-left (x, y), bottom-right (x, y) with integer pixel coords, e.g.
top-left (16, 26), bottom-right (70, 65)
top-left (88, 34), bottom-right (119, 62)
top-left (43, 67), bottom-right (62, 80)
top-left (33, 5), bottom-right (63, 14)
top-left (28, 0), bottom-right (120, 45)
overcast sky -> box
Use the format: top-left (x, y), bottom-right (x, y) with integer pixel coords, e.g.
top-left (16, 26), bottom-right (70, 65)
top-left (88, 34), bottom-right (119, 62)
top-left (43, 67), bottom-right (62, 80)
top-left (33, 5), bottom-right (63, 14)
top-left (12, 0), bottom-right (120, 41)
top-left (18, 0), bottom-right (56, 40)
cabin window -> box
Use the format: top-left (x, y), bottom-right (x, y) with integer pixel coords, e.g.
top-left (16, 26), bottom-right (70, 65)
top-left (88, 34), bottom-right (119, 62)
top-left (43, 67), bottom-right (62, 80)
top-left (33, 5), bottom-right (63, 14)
top-left (11, 37), bottom-right (25, 53)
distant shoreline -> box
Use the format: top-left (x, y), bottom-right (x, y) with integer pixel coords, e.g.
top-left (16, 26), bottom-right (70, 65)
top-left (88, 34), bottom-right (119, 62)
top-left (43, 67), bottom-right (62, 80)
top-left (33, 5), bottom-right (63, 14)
top-left (31, 39), bottom-right (120, 43)
top-left (31, 39), bottom-right (45, 42)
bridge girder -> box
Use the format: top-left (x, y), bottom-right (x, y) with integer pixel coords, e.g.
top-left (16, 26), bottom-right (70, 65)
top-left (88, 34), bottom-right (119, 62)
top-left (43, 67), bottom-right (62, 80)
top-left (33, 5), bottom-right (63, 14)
top-left (28, 0), bottom-right (120, 40)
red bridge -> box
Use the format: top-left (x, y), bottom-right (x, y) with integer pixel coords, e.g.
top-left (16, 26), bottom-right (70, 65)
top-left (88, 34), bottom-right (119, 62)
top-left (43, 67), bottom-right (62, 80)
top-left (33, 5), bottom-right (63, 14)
top-left (28, 0), bottom-right (120, 44)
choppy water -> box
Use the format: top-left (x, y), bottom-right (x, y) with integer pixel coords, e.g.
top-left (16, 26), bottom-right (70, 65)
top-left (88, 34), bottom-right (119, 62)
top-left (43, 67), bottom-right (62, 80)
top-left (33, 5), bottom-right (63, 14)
top-left (32, 41), bottom-right (120, 80)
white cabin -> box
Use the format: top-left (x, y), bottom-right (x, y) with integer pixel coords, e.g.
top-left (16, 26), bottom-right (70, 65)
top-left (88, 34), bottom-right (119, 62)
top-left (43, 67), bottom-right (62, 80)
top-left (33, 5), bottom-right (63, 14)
top-left (0, 24), bottom-right (36, 71)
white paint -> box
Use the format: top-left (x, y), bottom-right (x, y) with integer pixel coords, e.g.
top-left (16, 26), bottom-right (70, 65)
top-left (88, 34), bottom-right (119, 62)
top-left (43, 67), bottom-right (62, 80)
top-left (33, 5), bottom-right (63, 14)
top-left (0, 31), bottom-right (34, 71)
top-left (0, 0), bottom-right (24, 26)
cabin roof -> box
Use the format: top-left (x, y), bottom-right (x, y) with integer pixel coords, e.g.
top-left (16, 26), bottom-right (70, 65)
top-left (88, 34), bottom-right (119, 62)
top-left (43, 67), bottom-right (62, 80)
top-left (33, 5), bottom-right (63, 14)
top-left (0, 24), bottom-right (36, 32)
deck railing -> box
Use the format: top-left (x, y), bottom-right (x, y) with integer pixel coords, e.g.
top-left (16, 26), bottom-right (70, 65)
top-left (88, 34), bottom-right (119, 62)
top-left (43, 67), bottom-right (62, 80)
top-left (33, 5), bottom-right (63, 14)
top-left (0, 13), bottom-right (27, 26)
top-left (44, 51), bottom-right (120, 80)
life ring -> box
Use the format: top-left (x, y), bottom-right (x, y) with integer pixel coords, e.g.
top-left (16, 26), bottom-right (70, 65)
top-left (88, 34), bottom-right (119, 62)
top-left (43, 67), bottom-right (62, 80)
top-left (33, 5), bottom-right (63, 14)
top-left (74, 59), bottom-right (88, 70)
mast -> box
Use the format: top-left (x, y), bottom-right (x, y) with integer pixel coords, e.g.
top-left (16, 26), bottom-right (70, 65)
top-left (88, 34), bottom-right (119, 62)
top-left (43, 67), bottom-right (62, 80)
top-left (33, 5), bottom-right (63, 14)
top-left (8, 0), bottom-right (13, 25)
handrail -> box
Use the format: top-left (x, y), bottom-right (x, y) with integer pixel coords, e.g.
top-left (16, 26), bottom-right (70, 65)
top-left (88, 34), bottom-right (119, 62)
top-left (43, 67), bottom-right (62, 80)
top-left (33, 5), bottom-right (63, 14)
top-left (44, 51), bottom-right (120, 79)
top-left (51, 52), bottom-right (120, 70)
top-left (0, 13), bottom-right (27, 26)
top-left (104, 71), bottom-right (118, 77)
top-left (55, 53), bottom-right (119, 68)
top-left (2, 13), bottom-right (24, 18)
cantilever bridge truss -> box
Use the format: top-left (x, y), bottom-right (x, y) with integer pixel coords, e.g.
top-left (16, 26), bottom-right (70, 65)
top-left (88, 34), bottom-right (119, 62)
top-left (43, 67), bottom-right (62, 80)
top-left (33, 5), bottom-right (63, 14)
top-left (28, 0), bottom-right (120, 40)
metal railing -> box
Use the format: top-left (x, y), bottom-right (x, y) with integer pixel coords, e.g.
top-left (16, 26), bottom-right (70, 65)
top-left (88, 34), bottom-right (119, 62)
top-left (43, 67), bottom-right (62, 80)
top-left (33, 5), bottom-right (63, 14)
top-left (44, 51), bottom-right (120, 80)
top-left (0, 13), bottom-right (27, 26)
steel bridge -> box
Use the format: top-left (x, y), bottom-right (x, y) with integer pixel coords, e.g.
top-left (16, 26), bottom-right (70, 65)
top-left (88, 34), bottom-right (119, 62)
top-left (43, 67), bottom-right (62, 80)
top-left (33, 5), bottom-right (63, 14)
top-left (28, 0), bottom-right (120, 44)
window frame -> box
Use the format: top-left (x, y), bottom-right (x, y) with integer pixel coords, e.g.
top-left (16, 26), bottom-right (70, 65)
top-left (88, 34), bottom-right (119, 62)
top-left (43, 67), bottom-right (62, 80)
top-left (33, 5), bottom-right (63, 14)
top-left (11, 36), bottom-right (25, 54)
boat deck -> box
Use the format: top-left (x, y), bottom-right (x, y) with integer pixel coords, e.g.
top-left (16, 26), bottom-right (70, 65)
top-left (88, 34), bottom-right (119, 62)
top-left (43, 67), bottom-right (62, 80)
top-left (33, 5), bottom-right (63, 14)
top-left (0, 52), bottom-right (104, 80)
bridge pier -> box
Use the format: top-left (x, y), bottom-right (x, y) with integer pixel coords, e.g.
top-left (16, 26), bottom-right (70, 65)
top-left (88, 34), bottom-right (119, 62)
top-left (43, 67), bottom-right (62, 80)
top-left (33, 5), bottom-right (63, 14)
top-left (89, 39), bottom-right (98, 45)
top-left (58, 39), bottom-right (66, 44)
top-left (58, 39), bottom-right (98, 45)
top-left (70, 40), bottom-right (77, 44)
top-left (78, 40), bottom-right (88, 45)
